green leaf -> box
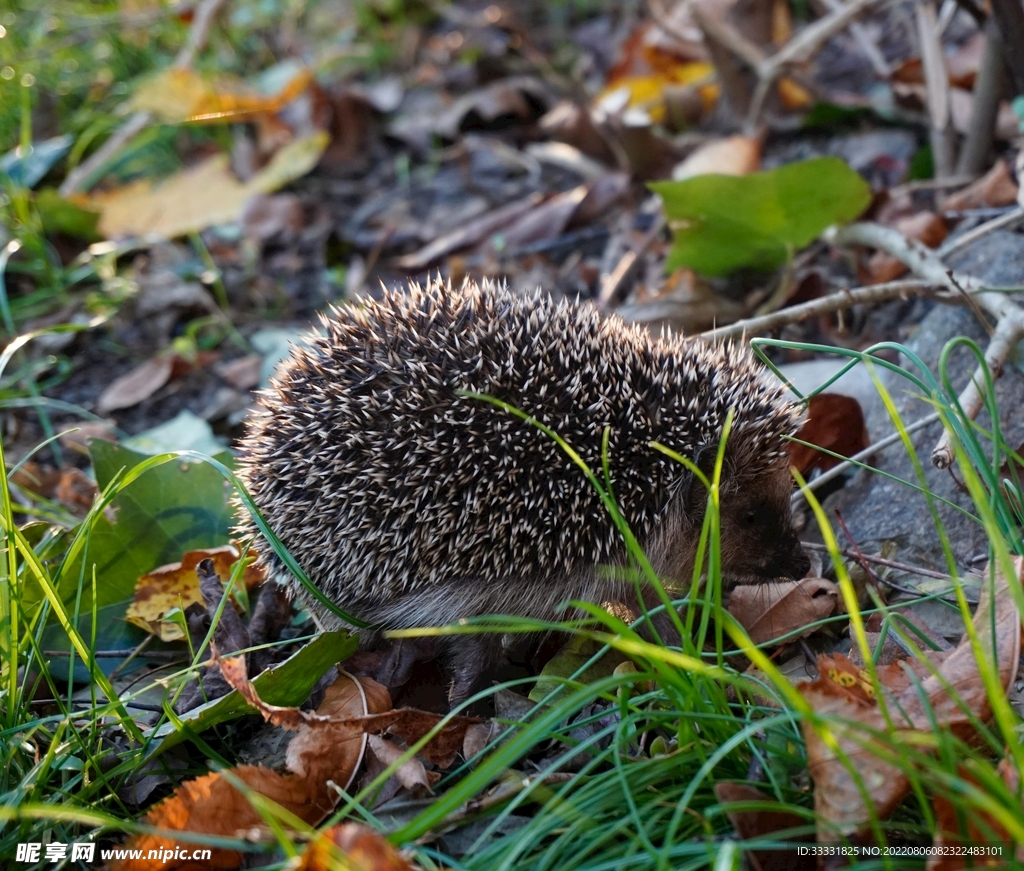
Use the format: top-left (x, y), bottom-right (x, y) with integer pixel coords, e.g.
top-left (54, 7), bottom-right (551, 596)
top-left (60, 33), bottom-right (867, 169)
top-left (144, 629), bottom-right (357, 759)
top-left (650, 156), bottom-right (871, 276)
top-left (31, 442), bottom-right (236, 670)
top-left (529, 634), bottom-right (625, 704)
top-left (35, 188), bottom-right (100, 241)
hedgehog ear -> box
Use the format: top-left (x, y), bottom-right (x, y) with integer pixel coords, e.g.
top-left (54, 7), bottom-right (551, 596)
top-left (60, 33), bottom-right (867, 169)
top-left (678, 443), bottom-right (718, 513)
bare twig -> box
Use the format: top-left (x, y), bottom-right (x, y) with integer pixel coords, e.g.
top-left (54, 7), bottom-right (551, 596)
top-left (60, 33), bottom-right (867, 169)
top-left (932, 310), bottom-right (1024, 466)
top-left (59, 0), bottom-right (228, 196)
top-left (59, 111), bottom-right (152, 196)
top-left (654, 0), bottom-right (860, 129)
top-left (824, 221), bottom-right (1024, 468)
top-left (800, 541), bottom-right (954, 581)
top-left (791, 412), bottom-right (943, 506)
top-left (937, 206), bottom-right (1024, 258)
top-left (701, 279), bottom-right (929, 341)
top-left (172, 0), bottom-right (227, 69)
top-left (747, 0), bottom-right (886, 127)
top-left (812, 0), bottom-right (891, 78)
top-left (915, 0), bottom-right (957, 178)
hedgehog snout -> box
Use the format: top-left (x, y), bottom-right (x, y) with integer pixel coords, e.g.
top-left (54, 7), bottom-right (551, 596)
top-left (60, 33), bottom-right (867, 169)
top-left (771, 538), bottom-right (811, 580)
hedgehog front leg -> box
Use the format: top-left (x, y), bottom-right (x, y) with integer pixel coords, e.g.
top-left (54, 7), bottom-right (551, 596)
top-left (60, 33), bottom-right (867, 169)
top-left (446, 635), bottom-right (500, 706)
top-left (375, 636), bottom-right (441, 690)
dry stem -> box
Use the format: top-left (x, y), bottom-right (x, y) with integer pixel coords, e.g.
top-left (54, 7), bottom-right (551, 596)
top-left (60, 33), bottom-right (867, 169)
top-left (701, 279), bottom-right (929, 341)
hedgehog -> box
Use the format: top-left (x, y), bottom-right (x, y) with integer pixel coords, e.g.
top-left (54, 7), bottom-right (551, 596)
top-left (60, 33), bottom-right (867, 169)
top-left (235, 279), bottom-right (808, 703)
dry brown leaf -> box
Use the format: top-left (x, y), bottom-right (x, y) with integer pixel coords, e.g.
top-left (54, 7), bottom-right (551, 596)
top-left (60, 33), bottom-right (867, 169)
top-left (929, 757), bottom-right (1024, 870)
top-left (297, 824), bottom-right (417, 871)
top-left (58, 419), bottom-right (117, 454)
top-left (714, 782), bottom-right (815, 871)
top-left (9, 462), bottom-right (62, 498)
top-left (942, 160), bottom-right (1019, 211)
top-left (800, 556), bottom-right (1023, 839)
top-left (96, 355), bottom-right (175, 414)
top-left (239, 193), bottom-right (305, 248)
top-left (865, 212), bottom-right (948, 283)
top-left (396, 193), bottom-right (543, 271)
top-left (729, 578), bottom-right (839, 645)
top-left (214, 355), bottom-right (263, 391)
top-left (129, 67), bottom-right (314, 125)
top-left (87, 131), bottom-right (328, 239)
top-left (55, 468), bottom-right (98, 515)
top-left (789, 393), bottom-right (870, 475)
top-left (366, 735), bottom-right (437, 795)
top-left (499, 185), bottom-right (590, 249)
top-left (671, 135), bottom-right (761, 180)
top-left (126, 546), bottom-right (265, 641)
top-left (106, 672), bottom-right (389, 870)
top-left (104, 765), bottom-right (333, 871)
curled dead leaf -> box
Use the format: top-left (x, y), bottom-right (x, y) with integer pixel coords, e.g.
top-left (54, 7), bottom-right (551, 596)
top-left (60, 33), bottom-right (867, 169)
top-left (126, 546), bottom-right (265, 641)
top-left (799, 556), bottom-right (1023, 840)
top-left (729, 578), bottom-right (839, 645)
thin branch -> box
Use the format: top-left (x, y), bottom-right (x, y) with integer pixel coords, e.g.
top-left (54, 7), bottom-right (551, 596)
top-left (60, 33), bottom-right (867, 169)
top-left (812, 0), bottom-right (892, 78)
top-left (800, 540), bottom-right (954, 581)
top-left (598, 215), bottom-right (666, 309)
top-left (915, 0), bottom-right (957, 178)
top-left (701, 279), bottom-right (930, 341)
top-left (937, 206), bottom-right (1024, 259)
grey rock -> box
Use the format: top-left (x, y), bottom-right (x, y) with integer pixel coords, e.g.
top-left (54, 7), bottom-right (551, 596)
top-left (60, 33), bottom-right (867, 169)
top-left (821, 298), bottom-right (1024, 573)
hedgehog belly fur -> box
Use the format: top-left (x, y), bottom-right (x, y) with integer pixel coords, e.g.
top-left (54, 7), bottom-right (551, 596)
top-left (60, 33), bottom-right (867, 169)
top-left (234, 278), bottom-right (800, 631)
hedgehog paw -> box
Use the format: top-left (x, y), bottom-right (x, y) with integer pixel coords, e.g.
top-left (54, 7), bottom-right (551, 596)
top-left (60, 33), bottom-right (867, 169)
top-left (374, 636), bottom-right (440, 691)
top-left (446, 635), bottom-right (498, 707)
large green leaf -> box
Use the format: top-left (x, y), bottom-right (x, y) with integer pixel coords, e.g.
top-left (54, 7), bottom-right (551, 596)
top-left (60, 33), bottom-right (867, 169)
top-left (650, 156), bottom-right (871, 276)
top-left (31, 442), bottom-right (236, 666)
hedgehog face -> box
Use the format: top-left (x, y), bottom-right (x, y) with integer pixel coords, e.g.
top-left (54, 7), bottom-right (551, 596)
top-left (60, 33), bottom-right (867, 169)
top-left (716, 465), bottom-right (809, 585)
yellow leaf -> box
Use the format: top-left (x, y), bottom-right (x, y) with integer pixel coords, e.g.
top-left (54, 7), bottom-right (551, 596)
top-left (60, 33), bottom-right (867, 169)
top-left (129, 67), bottom-right (314, 125)
top-left (777, 77), bottom-right (813, 110)
top-left (597, 61), bottom-right (719, 123)
top-left (126, 545), bottom-right (265, 641)
top-left (89, 130), bottom-right (329, 239)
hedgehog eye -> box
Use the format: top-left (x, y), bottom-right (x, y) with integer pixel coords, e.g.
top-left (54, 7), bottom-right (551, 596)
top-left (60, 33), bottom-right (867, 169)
top-left (742, 508), bottom-right (758, 527)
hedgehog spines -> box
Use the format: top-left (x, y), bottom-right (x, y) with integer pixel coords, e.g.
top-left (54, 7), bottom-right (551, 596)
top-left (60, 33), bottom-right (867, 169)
top-left (235, 278), bottom-right (800, 626)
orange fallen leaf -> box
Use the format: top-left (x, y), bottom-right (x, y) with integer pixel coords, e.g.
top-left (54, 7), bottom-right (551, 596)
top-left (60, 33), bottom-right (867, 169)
top-left (105, 672), bottom-right (390, 871)
top-left (800, 556), bottom-right (1022, 839)
top-left (715, 782), bottom-right (815, 871)
top-left (941, 160), bottom-right (1019, 212)
top-left (729, 578), bottom-right (839, 645)
top-left (129, 66), bottom-right (313, 125)
top-left (86, 131), bottom-right (328, 240)
top-left (598, 60), bottom-right (719, 123)
top-left (297, 823), bottom-right (417, 871)
top-left (777, 77), bottom-right (813, 111)
top-left (126, 545), bottom-right (265, 641)
top-left (929, 757), bottom-right (1023, 870)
